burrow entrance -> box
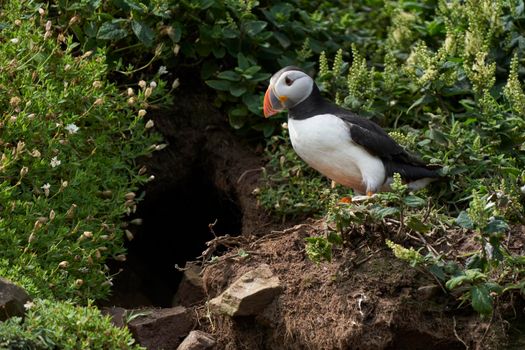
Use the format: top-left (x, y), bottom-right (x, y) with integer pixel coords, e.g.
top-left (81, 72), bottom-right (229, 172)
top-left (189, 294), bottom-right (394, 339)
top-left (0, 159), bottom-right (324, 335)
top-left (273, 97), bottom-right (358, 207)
top-left (106, 163), bottom-right (242, 308)
top-left (102, 116), bottom-right (253, 308)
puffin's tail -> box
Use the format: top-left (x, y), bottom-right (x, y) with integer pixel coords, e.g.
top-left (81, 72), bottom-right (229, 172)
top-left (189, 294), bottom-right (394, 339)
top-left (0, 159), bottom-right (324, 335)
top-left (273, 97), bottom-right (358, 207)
top-left (386, 162), bottom-right (442, 181)
top-left (385, 162), bottom-right (444, 191)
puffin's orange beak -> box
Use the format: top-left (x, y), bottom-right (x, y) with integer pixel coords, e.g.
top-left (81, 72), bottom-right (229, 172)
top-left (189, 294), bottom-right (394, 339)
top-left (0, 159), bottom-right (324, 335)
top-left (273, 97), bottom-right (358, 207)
top-left (263, 85), bottom-right (285, 118)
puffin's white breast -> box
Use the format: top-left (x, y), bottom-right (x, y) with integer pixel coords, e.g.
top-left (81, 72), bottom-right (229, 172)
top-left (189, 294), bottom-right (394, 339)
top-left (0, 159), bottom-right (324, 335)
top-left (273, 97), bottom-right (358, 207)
top-left (288, 114), bottom-right (386, 193)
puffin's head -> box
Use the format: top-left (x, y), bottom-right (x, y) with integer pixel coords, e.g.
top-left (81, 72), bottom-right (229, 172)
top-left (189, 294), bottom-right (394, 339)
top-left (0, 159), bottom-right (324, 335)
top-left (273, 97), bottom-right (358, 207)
top-left (263, 66), bottom-right (313, 117)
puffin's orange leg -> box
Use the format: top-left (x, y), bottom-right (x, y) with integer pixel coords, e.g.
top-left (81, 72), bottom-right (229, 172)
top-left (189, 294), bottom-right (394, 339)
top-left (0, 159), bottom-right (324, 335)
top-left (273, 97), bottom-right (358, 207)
top-left (366, 191), bottom-right (374, 197)
top-left (339, 197), bottom-right (352, 204)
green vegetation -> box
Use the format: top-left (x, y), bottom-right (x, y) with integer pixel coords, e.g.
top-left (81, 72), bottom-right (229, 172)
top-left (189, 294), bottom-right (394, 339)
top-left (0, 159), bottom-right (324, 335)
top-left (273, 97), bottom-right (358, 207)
top-left (0, 299), bottom-right (144, 349)
top-left (1, 0), bottom-right (525, 345)
top-left (44, 0), bottom-right (353, 133)
top-left (0, 0), bottom-right (155, 346)
top-left (0, 0), bottom-right (159, 302)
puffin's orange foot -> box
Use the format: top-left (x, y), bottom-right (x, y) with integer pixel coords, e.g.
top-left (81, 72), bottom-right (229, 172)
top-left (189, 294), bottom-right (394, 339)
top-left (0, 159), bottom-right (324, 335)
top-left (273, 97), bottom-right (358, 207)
top-left (339, 196), bottom-right (352, 204)
top-left (366, 191), bottom-right (374, 197)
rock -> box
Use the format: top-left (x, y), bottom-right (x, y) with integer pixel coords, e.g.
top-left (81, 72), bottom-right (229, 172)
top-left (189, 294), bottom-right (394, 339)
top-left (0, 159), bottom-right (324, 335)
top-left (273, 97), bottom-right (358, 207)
top-left (128, 306), bottom-right (194, 349)
top-left (177, 330), bottom-right (216, 350)
top-left (0, 277), bottom-right (31, 321)
top-left (417, 285), bottom-right (441, 300)
top-left (172, 263), bottom-right (205, 307)
top-left (209, 264), bottom-right (282, 317)
top-left (100, 306), bottom-right (127, 328)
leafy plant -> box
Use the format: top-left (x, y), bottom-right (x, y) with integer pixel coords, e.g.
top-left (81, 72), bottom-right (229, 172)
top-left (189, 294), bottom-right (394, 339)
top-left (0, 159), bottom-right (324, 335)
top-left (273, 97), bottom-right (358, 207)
top-left (42, 0), bottom-right (361, 133)
top-left (305, 232), bottom-right (342, 264)
top-left (0, 0), bottom-right (159, 302)
top-left (0, 299), bottom-right (144, 350)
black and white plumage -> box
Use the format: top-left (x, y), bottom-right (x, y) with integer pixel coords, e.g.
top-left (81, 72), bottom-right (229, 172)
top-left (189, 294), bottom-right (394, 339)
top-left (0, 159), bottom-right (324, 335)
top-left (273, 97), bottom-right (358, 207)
top-left (263, 66), bottom-right (440, 195)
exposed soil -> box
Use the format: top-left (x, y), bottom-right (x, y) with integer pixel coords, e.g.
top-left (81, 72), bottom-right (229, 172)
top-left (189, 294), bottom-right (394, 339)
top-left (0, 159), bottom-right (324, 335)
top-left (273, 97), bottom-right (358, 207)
top-left (198, 222), bottom-right (515, 350)
top-left (102, 91), bottom-right (523, 349)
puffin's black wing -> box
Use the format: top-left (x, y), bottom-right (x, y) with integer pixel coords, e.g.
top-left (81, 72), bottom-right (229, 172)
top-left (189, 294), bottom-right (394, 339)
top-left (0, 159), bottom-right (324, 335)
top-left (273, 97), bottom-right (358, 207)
top-left (335, 113), bottom-right (422, 164)
top-left (336, 112), bottom-right (440, 180)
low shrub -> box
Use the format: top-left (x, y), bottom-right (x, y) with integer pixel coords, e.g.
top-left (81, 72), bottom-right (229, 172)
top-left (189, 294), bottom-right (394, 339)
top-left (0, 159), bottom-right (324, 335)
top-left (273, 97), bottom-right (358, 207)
top-left (0, 0), bottom-right (159, 302)
top-left (43, 0), bottom-right (360, 133)
top-left (0, 299), bottom-right (144, 349)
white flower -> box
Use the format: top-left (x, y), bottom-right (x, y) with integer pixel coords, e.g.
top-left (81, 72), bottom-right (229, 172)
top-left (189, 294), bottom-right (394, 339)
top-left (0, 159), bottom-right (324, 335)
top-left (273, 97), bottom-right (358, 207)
top-left (158, 66), bottom-right (168, 75)
top-left (65, 123), bottom-right (79, 134)
top-left (24, 301), bottom-right (35, 310)
top-left (41, 183), bottom-right (51, 197)
top-left (50, 156), bottom-right (61, 168)
top-left (10, 38), bottom-right (19, 44)
top-left (149, 81), bottom-right (157, 89)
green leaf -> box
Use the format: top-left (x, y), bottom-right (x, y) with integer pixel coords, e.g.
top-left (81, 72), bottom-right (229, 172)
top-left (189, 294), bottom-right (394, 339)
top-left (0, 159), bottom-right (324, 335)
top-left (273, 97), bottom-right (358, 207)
top-left (426, 19), bottom-right (445, 36)
top-left (471, 284), bottom-right (493, 315)
top-left (407, 216), bottom-right (431, 233)
top-left (407, 95), bottom-right (434, 112)
top-left (222, 27), bottom-right (239, 39)
top-left (244, 20), bottom-right (267, 37)
top-left (205, 80), bottom-right (231, 91)
top-left (456, 211), bottom-right (473, 229)
top-left (237, 53), bottom-right (251, 70)
top-left (262, 123), bottom-right (275, 137)
top-left (217, 70), bottom-right (241, 81)
top-left (327, 232), bottom-right (343, 245)
top-left (305, 237), bottom-right (333, 263)
top-left (200, 61), bottom-right (218, 80)
top-left (97, 21), bottom-right (128, 41)
top-left (112, 0), bottom-right (145, 12)
top-left (243, 65), bottom-right (262, 76)
top-left (83, 22), bottom-right (98, 38)
top-left (273, 32), bottom-right (291, 48)
top-left (250, 72), bottom-right (272, 82)
top-left (131, 20), bottom-right (155, 47)
top-left (371, 206), bottom-right (400, 219)
top-left (428, 264), bottom-right (446, 281)
top-left (230, 85), bottom-right (247, 97)
top-left (446, 274), bottom-right (469, 290)
top-left (403, 195), bottom-right (426, 208)
top-left (229, 107), bottom-right (248, 129)
top-left (194, 0), bottom-right (214, 9)
top-left (483, 218), bottom-right (509, 234)
top-left (212, 46), bottom-right (225, 58)
top-left (243, 93), bottom-right (262, 115)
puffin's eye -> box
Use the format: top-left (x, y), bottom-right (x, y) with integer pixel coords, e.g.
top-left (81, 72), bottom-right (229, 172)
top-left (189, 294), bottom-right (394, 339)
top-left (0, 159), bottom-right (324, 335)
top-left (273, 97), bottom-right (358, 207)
top-left (284, 76), bottom-right (293, 86)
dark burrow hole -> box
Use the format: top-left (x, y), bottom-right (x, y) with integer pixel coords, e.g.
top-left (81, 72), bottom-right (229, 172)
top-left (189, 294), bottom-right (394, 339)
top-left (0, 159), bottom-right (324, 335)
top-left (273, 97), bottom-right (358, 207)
top-left (104, 164), bottom-right (242, 308)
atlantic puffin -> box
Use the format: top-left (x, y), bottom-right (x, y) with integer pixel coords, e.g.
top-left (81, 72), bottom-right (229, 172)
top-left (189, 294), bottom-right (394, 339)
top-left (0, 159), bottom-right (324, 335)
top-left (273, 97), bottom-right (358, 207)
top-left (263, 66), bottom-right (440, 195)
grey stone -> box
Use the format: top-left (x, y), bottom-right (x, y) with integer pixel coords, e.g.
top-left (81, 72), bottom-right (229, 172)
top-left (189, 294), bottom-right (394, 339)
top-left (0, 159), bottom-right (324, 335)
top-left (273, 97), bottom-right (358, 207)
top-left (100, 306), bottom-right (127, 328)
top-left (417, 285), bottom-right (441, 300)
top-left (0, 277), bottom-right (31, 321)
top-left (172, 263), bottom-right (206, 307)
top-left (128, 306), bottom-right (194, 350)
top-left (209, 264), bottom-right (282, 317)
top-left (177, 330), bottom-right (216, 350)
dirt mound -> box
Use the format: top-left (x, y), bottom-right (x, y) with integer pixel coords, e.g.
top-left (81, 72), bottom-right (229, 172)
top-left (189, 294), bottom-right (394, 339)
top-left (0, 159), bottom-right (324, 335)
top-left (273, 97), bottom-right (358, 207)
top-left (199, 221), bottom-right (508, 349)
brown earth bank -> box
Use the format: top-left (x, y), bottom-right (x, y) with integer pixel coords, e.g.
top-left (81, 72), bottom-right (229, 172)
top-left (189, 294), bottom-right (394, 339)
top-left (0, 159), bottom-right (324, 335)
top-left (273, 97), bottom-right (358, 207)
top-left (101, 91), bottom-right (524, 349)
